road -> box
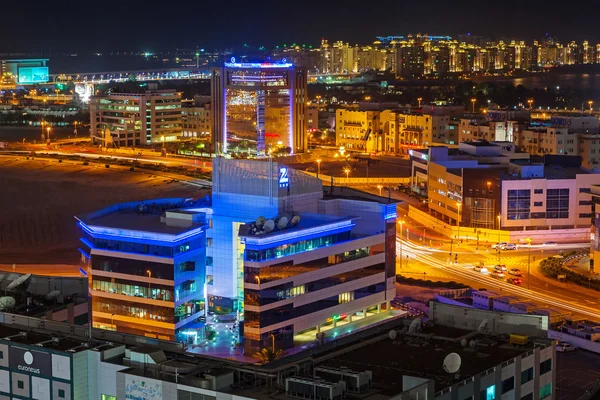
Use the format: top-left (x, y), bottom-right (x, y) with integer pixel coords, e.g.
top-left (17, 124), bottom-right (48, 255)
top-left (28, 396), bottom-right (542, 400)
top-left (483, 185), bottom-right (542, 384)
top-left (397, 235), bottom-right (600, 320)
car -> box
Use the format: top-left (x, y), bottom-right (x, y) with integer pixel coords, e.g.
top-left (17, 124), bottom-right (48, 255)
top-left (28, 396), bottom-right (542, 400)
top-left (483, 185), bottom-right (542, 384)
top-left (492, 242), bottom-right (507, 249)
top-left (508, 268), bottom-right (522, 276)
top-left (507, 277), bottom-right (522, 285)
top-left (479, 267), bottom-right (490, 275)
top-left (544, 242), bottom-right (558, 247)
top-left (492, 271), bottom-right (505, 278)
top-left (473, 265), bottom-right (482, 272)
top-left (494, 264), bottom-right (507, 272)
top-left (502, 243), bottom-right (519, 250)
top-left (556, 341), bottom-right (578, 352)
top-left (305, 167), bottom-right (316, 172)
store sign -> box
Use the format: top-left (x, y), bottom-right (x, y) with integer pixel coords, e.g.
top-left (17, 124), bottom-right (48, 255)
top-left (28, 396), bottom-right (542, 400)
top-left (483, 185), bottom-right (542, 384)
top-left (10, 347), bottom-right (51, 376)
top-left (279, 167), bottom-right (290, 188)
top-left (125, 376), bottom-right (162, 400)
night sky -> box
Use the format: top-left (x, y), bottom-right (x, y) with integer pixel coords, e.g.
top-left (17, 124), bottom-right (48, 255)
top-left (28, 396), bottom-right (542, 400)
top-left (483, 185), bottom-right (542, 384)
top-left (1, 0), bottom-right (598, 52)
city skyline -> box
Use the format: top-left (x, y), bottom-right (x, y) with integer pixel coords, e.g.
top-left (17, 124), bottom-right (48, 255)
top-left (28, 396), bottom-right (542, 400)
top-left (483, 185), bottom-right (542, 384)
top-left (2, 0), bottom-right (600, 52)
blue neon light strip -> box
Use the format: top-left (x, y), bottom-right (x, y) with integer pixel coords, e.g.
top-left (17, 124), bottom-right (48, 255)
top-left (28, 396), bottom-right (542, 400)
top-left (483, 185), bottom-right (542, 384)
top-left (78, 248), bottom-right (91, 259)
top-left (225, 63), bottom-right (293, 69)
top-left (242, 220), bottom-right (354, 246)
top-left (78, 221), bottom-right (204, 244)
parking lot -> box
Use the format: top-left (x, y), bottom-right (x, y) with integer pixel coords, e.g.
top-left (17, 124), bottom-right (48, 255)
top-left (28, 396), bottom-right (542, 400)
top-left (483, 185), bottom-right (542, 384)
top-left (556, 350), bottom-right (600, 400)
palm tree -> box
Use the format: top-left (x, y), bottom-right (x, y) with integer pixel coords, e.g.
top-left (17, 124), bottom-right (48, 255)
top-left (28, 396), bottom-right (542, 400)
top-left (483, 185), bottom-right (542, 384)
top-left (253, 347), bottom-right (284, 364)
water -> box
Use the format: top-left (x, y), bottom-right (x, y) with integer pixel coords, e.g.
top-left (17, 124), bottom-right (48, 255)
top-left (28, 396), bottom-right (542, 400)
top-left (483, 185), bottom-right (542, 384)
top-left (472, 73), bottom-right (600, 90)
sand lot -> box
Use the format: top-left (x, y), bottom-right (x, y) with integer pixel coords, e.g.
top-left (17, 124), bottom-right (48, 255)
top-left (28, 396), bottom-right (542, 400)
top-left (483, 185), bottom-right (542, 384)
top-left (0, 156), bottom-right (208, 264)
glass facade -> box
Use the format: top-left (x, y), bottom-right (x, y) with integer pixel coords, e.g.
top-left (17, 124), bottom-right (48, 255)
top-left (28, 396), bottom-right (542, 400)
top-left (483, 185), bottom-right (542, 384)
top-left (244, 231), bottom-right (352, 262)
top-left (546, 188), bottom-right (570, 219)
top-left (507, 189), bottom-right (531, 220)
top-left (244, 246), bottom-right (372, 284)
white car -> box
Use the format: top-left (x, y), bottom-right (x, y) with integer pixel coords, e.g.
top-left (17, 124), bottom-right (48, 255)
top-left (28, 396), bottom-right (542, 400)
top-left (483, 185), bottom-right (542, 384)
top-left (502, 243), bottom-right (519, 250)
top-left (556, 341), bottom-right (578, 352)
top-left (479, 267), bottom-right (490, 275)
top-left (492, 242), bottom-right (507, 249)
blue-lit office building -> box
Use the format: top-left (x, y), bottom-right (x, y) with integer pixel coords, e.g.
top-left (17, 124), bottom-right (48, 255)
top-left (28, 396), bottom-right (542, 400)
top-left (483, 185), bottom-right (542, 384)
top-left (210, 60), bottom-right (308, 155)
top-left (208, 159), bottom-right (398, 354)
top-left (76, 198), bottom-right (209, 346)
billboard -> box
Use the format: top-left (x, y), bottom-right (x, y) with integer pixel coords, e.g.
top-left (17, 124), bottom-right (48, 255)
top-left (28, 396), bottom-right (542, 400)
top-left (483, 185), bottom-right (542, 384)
top-left (125, 376), bottom-right (162, 400)
top-left (18, 67), bottom-right (49, 84)
top-left (9, 347), bottom-right (52, 376)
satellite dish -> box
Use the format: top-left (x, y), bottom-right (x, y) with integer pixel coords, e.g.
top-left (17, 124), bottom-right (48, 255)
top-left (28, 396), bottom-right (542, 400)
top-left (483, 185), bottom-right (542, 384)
top-left (0, 297), bottom-right (15, 311)
top-left (255, 216), bottom-right (266, 227)
top-left (7, 273), bottom-right (32, 290)
top-left (290, 215), bottom-right (301, 227)
top-left (46, 290), bottom-right (61, 300)
top-left (263, 219), bottom-right (275, 233)
top-left (469, 340), bottom-right (476, 348)
top-left (277, 216), bottom-right (289, 230)
top-left (478, 319), bottom-right (489, 333)
top-left (389, 330), bottom-right (397, 340)
top-left (461, 338), bottom-right (468, 347)
top-left (408, 318), bottom-right (421, 334)
top-left (443, 353), bottom-right (462, 373)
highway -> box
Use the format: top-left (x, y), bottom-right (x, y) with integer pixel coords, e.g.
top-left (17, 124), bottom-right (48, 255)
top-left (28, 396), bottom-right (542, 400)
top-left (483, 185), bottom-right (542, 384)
top-left (397, 235), bottom-right (600, 320)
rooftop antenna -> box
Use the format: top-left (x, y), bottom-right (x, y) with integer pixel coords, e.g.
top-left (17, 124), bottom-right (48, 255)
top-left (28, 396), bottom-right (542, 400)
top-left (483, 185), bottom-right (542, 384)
top-left (442, 352), bottom-right (462, 374)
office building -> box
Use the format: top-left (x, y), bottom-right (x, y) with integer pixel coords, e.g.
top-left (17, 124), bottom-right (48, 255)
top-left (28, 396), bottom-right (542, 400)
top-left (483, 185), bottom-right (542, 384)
top-left (396, 45), bottom-right (425, 78)
top-left (208, 159), bottom-right (398, 354)
top-left (76, 198), bottom-right (208, 345)
top-left (181, 103), bottom-right (212, 142)
top-left (89, 90), bottom-right (182, 147)
top-left (0, 58), bottom-right (49, 85)
top-left (335, 109), bottom-right (381, 152)
top-left (210, 60), bottom-right (308, 155)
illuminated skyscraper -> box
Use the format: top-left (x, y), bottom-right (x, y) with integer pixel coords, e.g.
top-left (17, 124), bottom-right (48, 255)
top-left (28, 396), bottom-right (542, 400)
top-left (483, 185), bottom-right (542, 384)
top-left (211, 60), bottom-right (308, 155)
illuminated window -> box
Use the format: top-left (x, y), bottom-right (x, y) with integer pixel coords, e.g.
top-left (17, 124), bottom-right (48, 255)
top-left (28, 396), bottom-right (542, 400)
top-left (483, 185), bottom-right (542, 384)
top-left (480, 385), bottom-right (495, 400)
top-left (338, 292), bottom-right (353, 304)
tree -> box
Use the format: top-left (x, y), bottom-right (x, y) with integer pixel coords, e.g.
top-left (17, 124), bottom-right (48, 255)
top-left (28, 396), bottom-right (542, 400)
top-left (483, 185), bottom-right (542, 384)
top-left (253, 347), bottom-right (284, 364)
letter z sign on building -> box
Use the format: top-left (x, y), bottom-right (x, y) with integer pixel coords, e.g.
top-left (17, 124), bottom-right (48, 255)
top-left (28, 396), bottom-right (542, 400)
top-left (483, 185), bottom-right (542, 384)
top-left (10, 347), bottom-right (52, 376)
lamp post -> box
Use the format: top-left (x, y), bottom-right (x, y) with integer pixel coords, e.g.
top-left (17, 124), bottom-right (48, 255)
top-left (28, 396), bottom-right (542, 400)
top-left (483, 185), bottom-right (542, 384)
top-left (526, 238), bottom-right (532, 289)
top-left (589, 100), bottom-right (594, 113)
top-left (344, 168), bottom-right (350, 186)
top-left (527, 99), bottom-right (534, 109)
top-left (161, 135), bottom-right (165, 151)
top-left (398, 219), bottom-right (405, 270)
top-left (471, 98), bottom-right (476, 113)
top-left (417, 97), bottom-right (422, 108)
top-left (456, 201), bottom-right (462, 241)
top-left (377, 185), bottom-right (383, 196)
top-left (316, 159), bottom-right (321, 178)
top-left (46, 126), bottom-right (51, 142)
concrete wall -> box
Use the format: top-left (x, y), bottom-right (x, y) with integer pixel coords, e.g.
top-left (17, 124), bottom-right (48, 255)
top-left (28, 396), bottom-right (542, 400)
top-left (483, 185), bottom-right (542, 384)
top-left (430, 301), bottom-right (549, 336)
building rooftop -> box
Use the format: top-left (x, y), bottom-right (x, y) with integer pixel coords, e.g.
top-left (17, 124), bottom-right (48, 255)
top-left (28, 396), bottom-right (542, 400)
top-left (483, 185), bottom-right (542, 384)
top-left (0, 325), bottom-right (90, 353)
top-left (503, 166), bottom-right (590, 181)
top-left (78, 198), bottom-right (209, 236)
top-left (320, 324), bottom-right (552, 397)
top-left (238, 212), bottom-right (354, 240)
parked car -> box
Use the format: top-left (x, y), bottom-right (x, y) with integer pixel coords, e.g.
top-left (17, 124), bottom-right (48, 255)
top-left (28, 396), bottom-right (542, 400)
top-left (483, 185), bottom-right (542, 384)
top-left (494, 264), bottom-right (507, 272)
top-left (492, 271), bottom-right (505, 278)
top-left (502, 243), bottom-right (519, 250)
top-left (556, 341), bottom-right (578, 352)
top-left (508, 268), bottom-right (522, 276)
top-left (507, 278), bottom-right (522, 285)
top-left (492, 242), bottom-right (507, 249)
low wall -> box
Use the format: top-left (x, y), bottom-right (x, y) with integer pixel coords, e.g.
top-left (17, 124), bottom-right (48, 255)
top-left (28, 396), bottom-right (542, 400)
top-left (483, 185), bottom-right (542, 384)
top-left (548, 329), bottom-right (600, 353)
top-left (304, 171), bottom-right (410, 186)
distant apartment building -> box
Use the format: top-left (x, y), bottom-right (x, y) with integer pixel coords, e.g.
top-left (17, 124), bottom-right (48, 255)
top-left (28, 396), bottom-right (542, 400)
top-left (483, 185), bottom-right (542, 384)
top-left (181, 103), bottom-right (211, 141)
top-left (459, 118), bottom-right (525, 143)
top-left (336, 109), bottom-right (449, 154)
top-left (396, 45), bottom-right (425, 78)
top-left (306, 105), bottom-right (319, 134)
top-left (89, 90), bottom-right (182, 147)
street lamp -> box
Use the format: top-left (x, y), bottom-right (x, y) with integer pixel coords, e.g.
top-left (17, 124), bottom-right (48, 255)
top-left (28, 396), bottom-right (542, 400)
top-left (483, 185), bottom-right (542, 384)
top-left (589, 100), bottom-right (594, 113)
top-left (344, 167), bottom-right (350, 186)
top-left (46, 126), bottom-right (51, 141)
top-left (471, 98), bottom-right (476, 113)
top-left (526, 238), bottom-right (532, 289)
top-left (161, 135), bottom-right (165, 151)
top-left (316, 159), bottom-right (321, 178)
top-left (417, 97), bottom-right (422, 108)
top-left (377, 185), bottom-right (383, 196)
top-left (456, 201), bottom-right (462, 240)
top-left (527, 99), bottom-right (534, 109)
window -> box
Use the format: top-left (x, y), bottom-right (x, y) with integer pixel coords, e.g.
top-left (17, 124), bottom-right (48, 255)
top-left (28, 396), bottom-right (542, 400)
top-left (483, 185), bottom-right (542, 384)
top-left (501, 377), bottom-right (515, 394)
top-left (580, 188), bottom-right (591, 193)
top-left (521, 367), bottom-right (534, 383)
top-left (580, 213), bottom-right (594, 218)
top-left (507, 190), bottom-right (531, 220)
top-left (539, 383), bottom-right (552, 399)
top-left (534, 201), bottom-right (543, 207)
top-left (579, 200), bottom-right (593, 206)
top-left (338, 292), bottom-right (353, 303)
top-left (547, 189), bottom-right (570, 219)
top-left (531, 212), bottom-right (546, 219)
top-left (17, 380), bottom-right (24, 389)
top-left (534, 189), bottom-right (544, 194)
top-left (521, 393), bottom-right (533, 400)
top-left (59, 389), bottom-right (66, 398)
top-left (206, 275), bottom-right (213, 285)
top-left (480, 385), bottom-right (496, 400)
top-left (0, 350), bottom-right (3, 359)
top-left (540, 358), bottom-right (552, 375)
top-left (102, 395), bottom-right (117, 400)
top-left (206, 238), bottom-right (213, 247)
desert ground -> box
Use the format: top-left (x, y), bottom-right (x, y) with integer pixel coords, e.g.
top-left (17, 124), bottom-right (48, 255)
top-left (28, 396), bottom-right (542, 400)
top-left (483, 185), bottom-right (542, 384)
top-left (0, 155), bottom-right (208, 264)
